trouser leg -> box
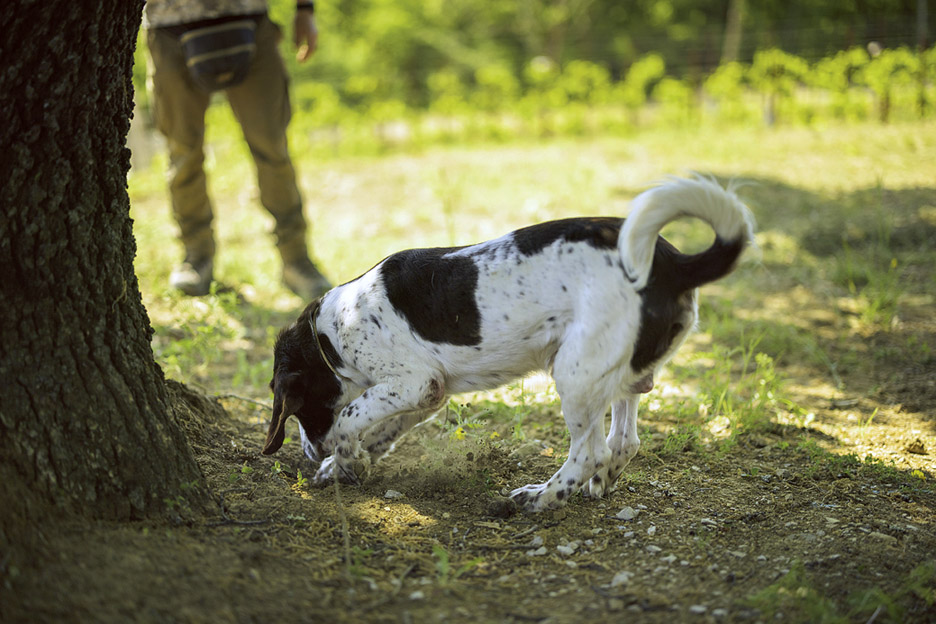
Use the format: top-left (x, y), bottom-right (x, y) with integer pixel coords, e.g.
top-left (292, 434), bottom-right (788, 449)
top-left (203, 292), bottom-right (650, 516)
top-left (146, 26), bottom-right (215, 262)
top-left (225, 16), bottom-right (309, 264)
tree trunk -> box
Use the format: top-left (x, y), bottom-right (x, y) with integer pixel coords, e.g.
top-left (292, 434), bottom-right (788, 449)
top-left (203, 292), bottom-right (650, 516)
top-left (721, 0), bottom-right (746, 64)
top-left (0, 0), bottom-right (211, 537)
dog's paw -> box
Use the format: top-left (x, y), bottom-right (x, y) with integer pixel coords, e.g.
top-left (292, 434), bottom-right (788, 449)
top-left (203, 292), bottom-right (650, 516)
top-left (312, 456), bottom-right (337, 486)
top-left (509, 483), bottom-right (564, 513)
top-left (313, 454), bottom-right (370, 486)
top-left (585, 469), bottom-right (615, 498)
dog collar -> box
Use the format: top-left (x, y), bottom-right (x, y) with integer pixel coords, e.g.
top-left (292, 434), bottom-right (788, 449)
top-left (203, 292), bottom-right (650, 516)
top-left (310, 303), bottom-right (340, 378)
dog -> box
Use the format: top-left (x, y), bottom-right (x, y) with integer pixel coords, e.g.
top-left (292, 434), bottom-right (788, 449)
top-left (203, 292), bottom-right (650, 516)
top-left (262, 175), bottom-right (755, 512)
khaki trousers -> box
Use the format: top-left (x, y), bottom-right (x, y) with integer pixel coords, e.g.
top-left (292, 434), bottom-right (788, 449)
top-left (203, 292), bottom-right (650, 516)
top-left (147, 16), bottom-right (308, 263)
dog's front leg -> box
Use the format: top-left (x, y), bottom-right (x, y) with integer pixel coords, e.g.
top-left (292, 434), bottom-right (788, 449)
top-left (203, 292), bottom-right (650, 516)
top-left (587, 396), bottom-right (639, 497)
top-left (314, 377), bottom-right (446, 486)
top-left (363, 409), bottom-right (436, 460)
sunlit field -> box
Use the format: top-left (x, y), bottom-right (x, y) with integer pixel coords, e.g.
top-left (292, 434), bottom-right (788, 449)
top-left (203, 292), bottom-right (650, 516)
top-left (129, 114), bottom-right (936, 403)
top-left (124, 109), bottom-right (936, 620)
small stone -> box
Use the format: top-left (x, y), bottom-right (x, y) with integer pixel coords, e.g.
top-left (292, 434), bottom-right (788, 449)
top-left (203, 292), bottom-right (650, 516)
top-left (384, 489), bottom-right (404, 499)
top-left (646, 545), bottom-right (662, 554)
top-left (647, 525), bottom-right (657, 536)
top-left (868, 531), bottom-right (898, 546)
top-left (528, 535), bottom-right (544, 548)
top-left (611, 571), bottom-right (633, 587)
top-left (661, 554), bottom-right (677, 564)
top-left (906, 438), bottom-right (926, 455)
top-left (616, 506), bottom-right (639, 521)
top-left (510, 441), bottom-right (544, 459)
top-left (409, 591), bottom-right (425, 600)
top-left (689, 605), bottom-right (707, 614)
top-left (557, 545), bottom-right (575, 556)
top-left (728, 551), bottom-right (747, 559)
top-left (486, 496), bottom-right (518, 518)
top-left (712, 608), bottom-right (729, 618)
top-left (527, 546), bottom-right (548, 556)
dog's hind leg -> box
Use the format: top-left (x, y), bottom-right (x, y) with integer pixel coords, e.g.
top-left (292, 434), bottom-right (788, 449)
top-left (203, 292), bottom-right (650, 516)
top-left (587, 396), bottom-right (639, 497)
top-left (510, 390), bottom-right (610, 512)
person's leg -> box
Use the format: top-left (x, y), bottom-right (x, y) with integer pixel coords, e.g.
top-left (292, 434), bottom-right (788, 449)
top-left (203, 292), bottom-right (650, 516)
top-left (225, 16), bottom-right (330, 298)
top-left (147, 26), bottom-right (215, 295)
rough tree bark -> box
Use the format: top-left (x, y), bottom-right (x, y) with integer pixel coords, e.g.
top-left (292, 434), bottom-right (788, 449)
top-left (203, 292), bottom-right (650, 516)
top-left (0, 0), bottom-right (211, 538)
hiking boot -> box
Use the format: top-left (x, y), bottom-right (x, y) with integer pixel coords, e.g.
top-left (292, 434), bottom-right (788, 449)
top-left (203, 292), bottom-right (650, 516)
top-left (169, 257), bottom-right (214, 296)
top-left (283, 258), bottom-right (332, 299)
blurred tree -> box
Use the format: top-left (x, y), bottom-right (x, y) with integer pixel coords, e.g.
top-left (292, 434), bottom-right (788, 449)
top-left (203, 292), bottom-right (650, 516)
top-left (721, 0), bottom-right (746, 63)
top-left (749, 48), bottom-right (809, 124)
top-left (263, 0), bottom-right (931, 108)
top-left (858, 47), bottom-right (920, 122)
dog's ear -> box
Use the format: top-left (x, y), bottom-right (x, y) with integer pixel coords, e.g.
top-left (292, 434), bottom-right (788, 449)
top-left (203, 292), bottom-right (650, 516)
top-left (262, 378), bottom-right (304, 455)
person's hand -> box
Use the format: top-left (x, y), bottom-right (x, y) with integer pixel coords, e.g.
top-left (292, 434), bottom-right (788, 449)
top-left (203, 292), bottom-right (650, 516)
top-left (294, 9), bottom-right (318, 63)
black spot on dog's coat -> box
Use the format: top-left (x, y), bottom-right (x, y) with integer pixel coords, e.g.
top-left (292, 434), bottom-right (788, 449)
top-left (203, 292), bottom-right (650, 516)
top-left (381, 247), bottom-right (482, 346)
top-left (512, 217), bottom-right (623, 257)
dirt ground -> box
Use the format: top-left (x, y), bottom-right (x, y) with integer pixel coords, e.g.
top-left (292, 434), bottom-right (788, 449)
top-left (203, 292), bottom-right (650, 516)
top-left (4, 159), bottom-right (936, 622)
top-left (3, 297), bottom-right (935, 624)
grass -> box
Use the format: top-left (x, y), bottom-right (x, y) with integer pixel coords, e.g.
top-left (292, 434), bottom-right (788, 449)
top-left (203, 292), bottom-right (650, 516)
top-left (129, 112), bottom-right (936, 441)
top-left (129, 112), bottom-right (936, 473)
top-left (744, 559), bottom-right (936, 623)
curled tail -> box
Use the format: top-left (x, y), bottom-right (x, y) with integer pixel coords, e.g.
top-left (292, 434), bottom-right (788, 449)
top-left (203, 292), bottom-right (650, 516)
top-left (618, 175), bottom-right (756, 291)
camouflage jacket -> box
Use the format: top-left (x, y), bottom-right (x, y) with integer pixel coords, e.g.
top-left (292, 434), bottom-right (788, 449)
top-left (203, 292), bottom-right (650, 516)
top-left (145, 0), bottom-right (269, 28)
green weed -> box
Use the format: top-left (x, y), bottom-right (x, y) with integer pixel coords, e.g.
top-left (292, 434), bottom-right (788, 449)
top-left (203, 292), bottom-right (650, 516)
top-left (664, 334), bottom-right (801, 444)
top-left (746, 559), bottom-right (936, 623)
top-left (848, 561), bottom-right (936, 621)
top-left (348, 546), bottom-right (375, 579)
top-left (432, 544), bottom-right (482, 586)
top-left (660, 423), bottom-right (702, 456)
top-left (229, 462), bottom-right (254, 484)
top-left (744, 560), bottom-right (844, 623)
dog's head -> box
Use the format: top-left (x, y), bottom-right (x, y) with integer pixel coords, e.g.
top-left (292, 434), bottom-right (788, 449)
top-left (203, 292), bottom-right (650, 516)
top-left (262, 300), bottom-right (342, 459)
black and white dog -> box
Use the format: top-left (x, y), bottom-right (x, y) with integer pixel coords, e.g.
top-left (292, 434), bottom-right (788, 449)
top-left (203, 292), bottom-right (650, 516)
top-left (262, 176), bottom-right (755, 512)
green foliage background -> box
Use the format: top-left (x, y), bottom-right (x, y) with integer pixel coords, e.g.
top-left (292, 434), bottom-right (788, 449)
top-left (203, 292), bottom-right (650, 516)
top-left (133, 0), bottom-right (935, 157)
